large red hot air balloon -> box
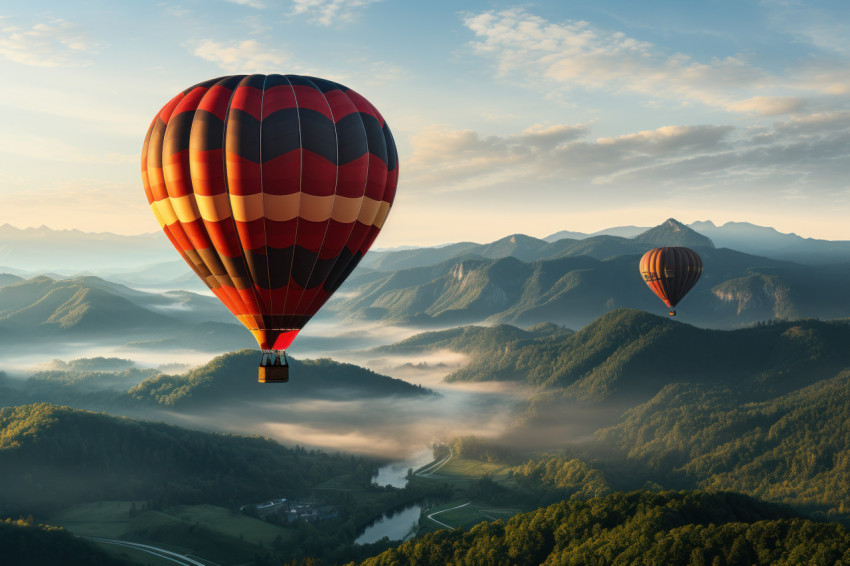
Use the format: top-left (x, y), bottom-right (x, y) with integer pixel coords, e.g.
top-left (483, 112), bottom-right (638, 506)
top-left (639, 247), bottom-right (702, 316)
top-left (141, 74), bottom-right (398, 382)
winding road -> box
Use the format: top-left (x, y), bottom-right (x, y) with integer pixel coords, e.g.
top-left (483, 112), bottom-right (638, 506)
top-left (87, 537), bottom-right (217, 566)
top-left (426, 501), bottom-right (471, 529)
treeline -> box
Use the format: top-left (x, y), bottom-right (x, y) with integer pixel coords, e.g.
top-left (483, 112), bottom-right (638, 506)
top-left (350, 490), bottom-right (850, 566)
top-left (0, 517), bottom-right (122, 566)
top-left (448, 309), bottom-right (850, 403)
top-left (512, 455), bottom-right (612, 505)
top-left (0, 350), bottom-right (431, 413)
top-left (597, 369), bottom-right (850, 521)
top-left (0, 403), bottom-right (378, 517)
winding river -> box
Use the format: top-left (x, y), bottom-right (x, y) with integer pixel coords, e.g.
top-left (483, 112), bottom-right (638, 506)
top-left (354, 448), bottom-right (434, 544)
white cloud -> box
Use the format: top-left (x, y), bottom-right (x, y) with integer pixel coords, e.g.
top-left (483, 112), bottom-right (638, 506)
top-left (763, 0), bottom-right (850, 57)
top-left (227, 0), bottom-right (265, 8)
top-left (192, 39), bottom-right (292, 73)
top-left (725, 96), bottom-right (804, 116)
top-left (463, 8), bottom-right (777, 111)
top-left (291, 0), bottom-right (382, 26)
top-left (403, 110), bottom-right (850, 205)
top-left (404, 122), bottom-right (590, 192)
top-left (0, 18), bottom-right (96, 67)
top-left (404, 122), bottom-right (735, 193)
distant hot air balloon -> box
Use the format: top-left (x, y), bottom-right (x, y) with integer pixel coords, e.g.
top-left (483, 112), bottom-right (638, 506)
top-left (141, 74), bottom-right (398, 382)
top-left (639, 247), bottom-right (702, 316)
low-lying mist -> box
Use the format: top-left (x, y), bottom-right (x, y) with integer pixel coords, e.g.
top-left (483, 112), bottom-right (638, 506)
top-left (2, 319), bottom-right (553, 462)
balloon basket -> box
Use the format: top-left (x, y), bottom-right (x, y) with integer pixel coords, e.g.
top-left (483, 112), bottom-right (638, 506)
top-left (259, 350), bottom-right (289, 383)
top-left (669, 310), bottom-right (676, 316)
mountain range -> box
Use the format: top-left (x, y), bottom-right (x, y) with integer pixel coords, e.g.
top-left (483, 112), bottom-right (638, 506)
top-left (1, 216), bottom-right (847, 290)
top-left (358, 217), bottom-right (850, 272)
top-left (330, 221), bottom-right (850, 330)
top-left (0, 274), bottom-right (246, 352)
top-left (0, 224), bottom-right (174, 273)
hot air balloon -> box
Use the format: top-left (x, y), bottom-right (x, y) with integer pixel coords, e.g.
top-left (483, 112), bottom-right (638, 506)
top-left (639, 247), bottom-right (702, 316)
top-left (141, 74), bottom-right (398, 383)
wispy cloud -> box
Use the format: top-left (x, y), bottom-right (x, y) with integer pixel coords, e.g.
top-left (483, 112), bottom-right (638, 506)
top-left (291, 0), bottom-right (382, 26)
top-left (463, 8), bottom-right (782, 112)
top-left (226, 0), bottom-right (266, 8)
top-left (404, 122), bottom-right (589, 192)
top-left (404, 113), bottom-right (850, 201)
top-left (0, 18), bottom-right (96, 67)
top-left (763, 0), bottom-right (850, 57)
top-left (192, 39), bottom-right (292, 72)
top-left (724, 96), bottom-right (804, 116)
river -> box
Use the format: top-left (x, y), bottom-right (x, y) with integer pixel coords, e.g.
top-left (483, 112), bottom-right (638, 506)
top-left (354, 448), bottom-right (435, 545)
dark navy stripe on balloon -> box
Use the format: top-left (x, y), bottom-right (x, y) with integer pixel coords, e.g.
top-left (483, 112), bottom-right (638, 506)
top-left (297, 108), bottom-right (338, 164)
top-left (336, 113), bottom-right (369, 164)
top-left (163, 110), bottom-right (194, 156)
top-left (191, 110), bottom-right (225, 152)
top-left (362, 113), bottom-right (388, 165)
top-left (226, 109), bottom-right (261, 163)
top-left (383, 123), bottom-right (397, 170)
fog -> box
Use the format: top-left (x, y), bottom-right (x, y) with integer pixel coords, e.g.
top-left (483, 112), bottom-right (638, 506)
top-left (153, 363), bottom-right (530, 459)
top-left (0, 290), bottom-right (618, 463)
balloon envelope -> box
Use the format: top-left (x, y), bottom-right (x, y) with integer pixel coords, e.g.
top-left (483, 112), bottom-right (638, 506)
top-left (639, 247), bottom-right (702, 310)
top-left (141, 74), bottom-right (398, 351)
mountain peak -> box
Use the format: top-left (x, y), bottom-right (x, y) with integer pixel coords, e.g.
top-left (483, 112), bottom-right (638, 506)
top-left (633, 218), bottom-right (715, 248)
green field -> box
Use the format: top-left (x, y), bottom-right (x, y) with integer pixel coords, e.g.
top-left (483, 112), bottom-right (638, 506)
top-left (421, 501), bottom-right (522, 532)
top-left (53, 501), bottom-right (293, 565)
top-left (420, 456), bottom-right (518, 486)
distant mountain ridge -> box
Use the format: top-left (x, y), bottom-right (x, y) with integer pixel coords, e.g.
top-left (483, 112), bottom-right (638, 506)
top-left (690, 220), bottom-right (850, 264)
top-left (0, 274), bottom-right (247, 352)
top-left (358, 218), bottom-right (849, 273)
top-left (333, 241), bottom-right (850, 329)
top-left (634, 218), bottom-right (714, 248)
top-left (359, 219), bottom-right (709, 272)
top-left (0, 223), bottom-right (174, 273)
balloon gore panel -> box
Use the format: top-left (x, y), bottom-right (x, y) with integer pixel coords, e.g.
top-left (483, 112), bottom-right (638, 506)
top-left (142, 74), bottom-right (398, 350)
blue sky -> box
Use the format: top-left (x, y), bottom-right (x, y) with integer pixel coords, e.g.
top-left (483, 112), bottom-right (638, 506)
top-left (1, 0), bottom-right (849, 244)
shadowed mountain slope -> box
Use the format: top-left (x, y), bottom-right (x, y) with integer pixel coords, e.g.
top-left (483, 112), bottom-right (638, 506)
top-left (387, 309), bottom-right (850, 405)
top-left (333, 243), bottom-right (850, 329)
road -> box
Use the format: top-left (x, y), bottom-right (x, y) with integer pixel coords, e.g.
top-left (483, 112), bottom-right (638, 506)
top-left (426, 501), bottom-right (470, 529)
top-left (415, 445), bottom-right (453, 478)
top-left (87, 537), bottom-right (217, 566)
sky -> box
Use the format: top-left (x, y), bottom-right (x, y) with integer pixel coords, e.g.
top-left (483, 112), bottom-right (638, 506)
top-left (1, 0), bottom-right (849, 245)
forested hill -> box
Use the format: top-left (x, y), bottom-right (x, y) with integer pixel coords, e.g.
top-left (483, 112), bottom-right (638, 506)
top-left (0, 403), bottom-right (377, 517)
top-left (0, 518), bottom-right (123, 566)
top-left (351, 491), bottom-right (850, 566)
top-left (3, 349), bottom-right (432, 412)
top-left (127, 349), bottom-right (433, 407)
top-left (443, 309), bottom-right (850, 403)
top-left (373, 321), bottom-right (571, 355)
top-left (597, 369), bottom-right (850, 520)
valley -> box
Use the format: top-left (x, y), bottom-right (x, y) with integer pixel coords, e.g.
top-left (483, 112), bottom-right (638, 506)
top-left (1, 219), bottom-right (849, 564)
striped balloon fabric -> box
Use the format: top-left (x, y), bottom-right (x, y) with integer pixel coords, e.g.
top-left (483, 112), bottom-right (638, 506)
top-left (141, 74), bottom-right (398, 352)
top-left (639, 247), bottom-right (702, 314)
